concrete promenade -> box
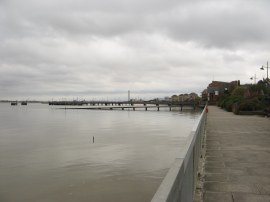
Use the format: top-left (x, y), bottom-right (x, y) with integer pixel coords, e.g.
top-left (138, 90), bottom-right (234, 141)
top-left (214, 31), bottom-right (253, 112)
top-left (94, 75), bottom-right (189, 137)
top-left (203, 106), bottom-right (270, 202)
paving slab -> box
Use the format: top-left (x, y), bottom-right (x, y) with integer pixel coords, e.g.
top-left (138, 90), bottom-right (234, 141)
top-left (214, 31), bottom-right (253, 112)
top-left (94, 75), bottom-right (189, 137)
top-left (233, 193), bottom-right (270, 202)
top-left (204, 192), bottom-right (233, 202)
top-left (205, 173), bottom-right (229, 182)
top-left (204, 182), bottom-right (260, 194)
top-left (202, 106), bottom-right (270, 202)
top-left (205, 167), bottom-right (249, 175)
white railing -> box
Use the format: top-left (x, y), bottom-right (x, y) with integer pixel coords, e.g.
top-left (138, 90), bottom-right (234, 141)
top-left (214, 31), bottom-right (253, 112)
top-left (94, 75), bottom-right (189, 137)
top-left (151, 106), bottom-right (207, 202)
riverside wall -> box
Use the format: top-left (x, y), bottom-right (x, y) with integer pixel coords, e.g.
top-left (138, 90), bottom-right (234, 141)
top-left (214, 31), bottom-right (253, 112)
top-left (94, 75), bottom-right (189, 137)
top-left (151, 106), bottom-right (207, 202)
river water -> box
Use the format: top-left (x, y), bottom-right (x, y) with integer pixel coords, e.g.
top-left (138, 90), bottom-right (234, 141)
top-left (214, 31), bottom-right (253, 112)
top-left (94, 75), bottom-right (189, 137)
top-left (0, 103), bottom-right (201, 202)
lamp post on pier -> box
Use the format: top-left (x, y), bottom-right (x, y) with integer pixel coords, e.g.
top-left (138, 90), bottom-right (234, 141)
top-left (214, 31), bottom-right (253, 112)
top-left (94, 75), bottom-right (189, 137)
top-left (260, 61), bottom-right (269, 82)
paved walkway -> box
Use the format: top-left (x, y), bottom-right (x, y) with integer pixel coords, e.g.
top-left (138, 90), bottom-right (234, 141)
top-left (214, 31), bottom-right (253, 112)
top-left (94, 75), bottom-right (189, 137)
top-left (203, 106), bottom-right (270, 202)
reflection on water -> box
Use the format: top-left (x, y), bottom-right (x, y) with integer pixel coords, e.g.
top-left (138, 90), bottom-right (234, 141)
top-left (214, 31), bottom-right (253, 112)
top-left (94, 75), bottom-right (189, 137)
top-left (0, 103), bottom-right (201, 202)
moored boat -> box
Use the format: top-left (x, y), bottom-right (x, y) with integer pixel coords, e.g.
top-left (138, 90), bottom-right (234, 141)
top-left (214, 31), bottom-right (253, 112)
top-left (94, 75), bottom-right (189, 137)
top-left (21, 101), bottom-right (27, 105)
top-left (11, 102), bottom-right (18, 106)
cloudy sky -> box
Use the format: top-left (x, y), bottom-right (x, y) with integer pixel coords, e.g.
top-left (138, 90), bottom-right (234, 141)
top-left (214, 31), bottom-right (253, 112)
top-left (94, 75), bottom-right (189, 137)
top-left (1, 0), bottom-right (270, 100)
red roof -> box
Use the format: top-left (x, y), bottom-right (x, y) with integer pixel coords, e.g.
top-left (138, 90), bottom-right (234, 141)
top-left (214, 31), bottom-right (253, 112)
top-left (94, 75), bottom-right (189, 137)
top-left (208, 81), bottom-right (229, 87)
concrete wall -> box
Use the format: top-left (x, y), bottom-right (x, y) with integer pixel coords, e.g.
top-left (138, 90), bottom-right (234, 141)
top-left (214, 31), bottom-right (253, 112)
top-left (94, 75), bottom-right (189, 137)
top-left (151, 106), bottom-right (207, 202)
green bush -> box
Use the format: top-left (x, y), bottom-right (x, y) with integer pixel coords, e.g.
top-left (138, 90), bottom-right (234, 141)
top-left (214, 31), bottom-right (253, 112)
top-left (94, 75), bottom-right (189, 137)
top-left (218, 84), bottom-right (269, 113)
top-left (231, 86), bottom-right (246, 96)
top-left (221, 95), bottom-right (244, 112)
top-left (218, 94), bottom-right (229, 107)
top-left (238, 97), bottom-right (265, 111)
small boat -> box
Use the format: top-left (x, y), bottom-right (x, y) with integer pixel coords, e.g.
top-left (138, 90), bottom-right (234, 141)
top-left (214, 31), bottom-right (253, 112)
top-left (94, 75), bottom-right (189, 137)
top-left (21, 101), bottom-right (27, 105)
top-left (11, 102), bottom-right (18, 106)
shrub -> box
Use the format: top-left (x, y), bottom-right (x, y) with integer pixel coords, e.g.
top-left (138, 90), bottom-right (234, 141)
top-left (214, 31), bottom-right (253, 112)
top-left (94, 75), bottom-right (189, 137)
top-left (222, 95), bottom-right (244, 112)
top-left (231, 86), bottom-right (246, 96)
top-left (238, 97), bottom-right (265, 111)
top-left (218, 94), bottom-right (229, 107)
top-left (218, 84), bottom-right (269, 113)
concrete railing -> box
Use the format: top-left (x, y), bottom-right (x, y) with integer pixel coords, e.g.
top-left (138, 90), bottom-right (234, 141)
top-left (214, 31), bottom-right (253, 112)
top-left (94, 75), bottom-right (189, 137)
top-left (151, 106), bottom-right (207, 202)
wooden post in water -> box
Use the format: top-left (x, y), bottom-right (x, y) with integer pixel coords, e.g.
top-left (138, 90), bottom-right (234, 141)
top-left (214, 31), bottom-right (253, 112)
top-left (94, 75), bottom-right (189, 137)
top-left (168, 104), bottom-right (171, 111)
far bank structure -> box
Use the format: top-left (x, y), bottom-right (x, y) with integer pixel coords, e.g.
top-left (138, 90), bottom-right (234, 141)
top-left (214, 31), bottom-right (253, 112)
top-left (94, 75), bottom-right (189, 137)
top-left (167, 80), bottom-right (240, 106)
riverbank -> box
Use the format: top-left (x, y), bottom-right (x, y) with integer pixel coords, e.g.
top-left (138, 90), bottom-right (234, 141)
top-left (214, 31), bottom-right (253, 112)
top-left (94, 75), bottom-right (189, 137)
top-left (200, 106), bottom-right (270, 202)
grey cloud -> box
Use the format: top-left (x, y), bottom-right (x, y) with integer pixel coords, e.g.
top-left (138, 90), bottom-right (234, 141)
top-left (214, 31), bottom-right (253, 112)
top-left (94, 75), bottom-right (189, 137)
top-left (2, 0), bottom-right (269, 46)
top-left (156, 1), bottom-right (270, 48)
top-left (222, 52), bottom-right (244, 63)
top-left (1, 0), bottom-right (270, 100)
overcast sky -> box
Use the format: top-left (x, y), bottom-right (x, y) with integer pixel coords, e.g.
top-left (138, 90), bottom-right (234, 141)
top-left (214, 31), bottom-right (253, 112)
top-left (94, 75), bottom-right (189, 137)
top-left (1, 0), bottom-right (270, 100)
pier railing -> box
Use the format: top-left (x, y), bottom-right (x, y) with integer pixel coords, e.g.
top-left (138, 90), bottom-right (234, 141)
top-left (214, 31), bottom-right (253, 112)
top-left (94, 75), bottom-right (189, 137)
top-left (48, 100), bottom-right (197, 107)
top-left (151, 106), bottom-right (207, 202)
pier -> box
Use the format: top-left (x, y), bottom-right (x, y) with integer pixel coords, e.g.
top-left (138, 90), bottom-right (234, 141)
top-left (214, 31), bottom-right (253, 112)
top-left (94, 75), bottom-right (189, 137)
top-left (202, 106), bottom-right (270, 202)
top-left (50, 100), bottom-right (197, 111)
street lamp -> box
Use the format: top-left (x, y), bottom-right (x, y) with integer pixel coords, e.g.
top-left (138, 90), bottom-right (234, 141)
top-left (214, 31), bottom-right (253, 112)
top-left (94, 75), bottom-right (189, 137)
top-left (260, 61), bottom-right (269, 81)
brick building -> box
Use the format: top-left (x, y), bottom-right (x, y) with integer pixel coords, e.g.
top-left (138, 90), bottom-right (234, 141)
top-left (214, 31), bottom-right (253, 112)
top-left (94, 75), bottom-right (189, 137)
top-left (203, 80), bottom-right (240, 105)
